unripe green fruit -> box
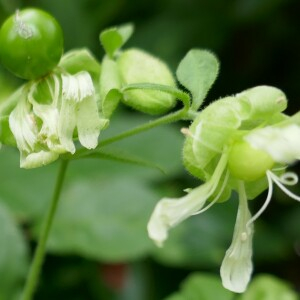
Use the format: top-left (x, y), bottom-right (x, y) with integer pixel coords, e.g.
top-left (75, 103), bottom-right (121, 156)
top-left (228, 140), bottom-right (274, 182)
top-left (0, 8), bottom-right (63, 80)
top-left (117, 48), bottom-right (176, 114)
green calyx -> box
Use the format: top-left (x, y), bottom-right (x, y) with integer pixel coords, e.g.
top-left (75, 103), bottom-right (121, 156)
top-left (182, 85), bottom-right (289, 201)
top-left (117, 48), bottom-right (177, 114)
top-left (228, 140), bottom-right (274, 182)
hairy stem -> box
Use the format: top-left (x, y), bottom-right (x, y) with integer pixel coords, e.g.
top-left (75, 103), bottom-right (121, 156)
top-left (21, 160), bottom-right (69, 300)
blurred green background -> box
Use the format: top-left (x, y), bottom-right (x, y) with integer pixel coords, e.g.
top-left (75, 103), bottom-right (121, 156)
top-left (0, 0), bottom-right (300, 299)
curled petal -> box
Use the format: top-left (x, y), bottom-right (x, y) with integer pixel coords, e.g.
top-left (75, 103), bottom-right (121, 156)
top-left (148, 153), bottom-right (228, 247)
top-left (20, 150), bottom-right (59, 169)
top-left (221, 181), bottom-right (253, 293)
top-left (76, 96), bottom-right (107, 149)
top-left (245, 125), bottom-right (300, 164)
top-left (9, 98), bottom-right (37, 153)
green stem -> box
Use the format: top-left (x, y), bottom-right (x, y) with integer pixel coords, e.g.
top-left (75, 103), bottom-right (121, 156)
top-left (21, 160), bottom-right (69, 300)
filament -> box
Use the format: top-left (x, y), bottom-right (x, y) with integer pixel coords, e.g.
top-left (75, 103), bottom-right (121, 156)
top-left (246, 170), bottom-right (274, 227)
top-left (192, 171), bottom-right (229, 215)
top-left (269, 171), bottom-right (300, 202)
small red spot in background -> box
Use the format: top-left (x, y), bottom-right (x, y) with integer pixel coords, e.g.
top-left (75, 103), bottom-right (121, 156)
top-left (101, 263), bottom-right (128, 291)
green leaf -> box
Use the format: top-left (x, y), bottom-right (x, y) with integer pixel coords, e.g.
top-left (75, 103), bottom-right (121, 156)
top-left (100, 23), bottom-right (134, 58)
top-left (0, 202), bottom-right (29, 300)
top-left (81, 148), bottom-right (166, 174)
top-left (0, 116), bottom-right (16, 146)
top-left (164, 273), bottom-right (234, 300)
top-left (59, 48), bottom-right (101, 81)
top-left (0, 112), bottom-right (183, 262)
top-left (176, 49), bottom-right (219, 111)
top-left (165, 294), bottom-right (186, 300)
top-left (239, 274), bottom-right (299, 300)
top-left (35, 176), bottom-right (158, 261)
top-left (102, 89), bottom-right (122, 118)
top-left (99, 56), bottom-right (122, 118)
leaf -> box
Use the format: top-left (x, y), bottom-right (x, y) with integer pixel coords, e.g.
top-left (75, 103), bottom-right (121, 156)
top-left (102, 89), bottom-right (122, 118)
top-left (59, 48), bottom-right (101, 81)
top-left (35, 177), bottom-right (158, 261)
top-left (100, 23), bottom-right (134, 58)
top-left (0, 112), bottom-right (183, 263)
top-left (99, 56), bottom-right (122, 118)
top-left (238, 274), bottom-right (298, 300)
top-left (81, 148), bottom-right (166, 174)
top-left (164, 273), bottom-right (234, 300)
top-left (176, 49), bottom-right (219, 111)
top-left (0, 202), bottom-right (29, 300)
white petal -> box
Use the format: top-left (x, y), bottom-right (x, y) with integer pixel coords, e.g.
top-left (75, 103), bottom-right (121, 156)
top-left (20, 150), bottom-right (59, 169)
top-left (58, 97), bottom-right (77, 154)
top-left (147, 153), bottom-right (228, 247)
top-left (221, 181), bottom-right (253, 293)
top-left (9, 98), bottom-right (37, 153)
top-left (245, 125), bottom-right (300, 164)
top-left (31, 102), bottom-right (66, 152)
top-left (62, 72), bottom-right (94, 102)
top-left (76, 96), bottom-right (105, 149)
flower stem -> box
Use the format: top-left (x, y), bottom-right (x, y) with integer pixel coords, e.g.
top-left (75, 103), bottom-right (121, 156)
top-left (21, 160), bottom-right (69, 300)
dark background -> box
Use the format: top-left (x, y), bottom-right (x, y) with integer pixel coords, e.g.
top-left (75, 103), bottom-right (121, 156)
top-left (0, 0), bottom-right (300, 299)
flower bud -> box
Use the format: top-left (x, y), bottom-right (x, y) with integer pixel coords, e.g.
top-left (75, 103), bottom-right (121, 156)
top-left (117, 48), bottom-right (176, 114)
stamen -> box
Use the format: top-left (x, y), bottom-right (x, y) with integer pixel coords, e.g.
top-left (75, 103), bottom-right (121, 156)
top-left (276, 96), bottom-right (286, 104)
top-left (192, 171), bottom-right (229, 215)
top-left (246, 170), bottom-right (274, 227)
top-left (180, 127), bottom-right (191, 136)
top-left (278, 172), bottom-right (298, 185)
top-left (269, 171), bottom-right (300, 202)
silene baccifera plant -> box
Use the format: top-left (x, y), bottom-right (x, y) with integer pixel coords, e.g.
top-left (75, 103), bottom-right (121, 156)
top-left (0, 7), bottom-right (299, 299)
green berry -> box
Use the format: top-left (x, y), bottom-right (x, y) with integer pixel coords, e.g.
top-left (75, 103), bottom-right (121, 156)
top-left (0, 8), bottom-right (64, 80)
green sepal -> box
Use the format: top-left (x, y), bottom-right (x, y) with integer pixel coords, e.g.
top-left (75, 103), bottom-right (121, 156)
top-left (100, 23), bottom-right (134, 58)
top-left (0, 85), bottom-right (25, 116)
top-left (237, 86), bottom-right (287, 119)
top-left (99, 56), bottom-right (122, 118)
top-left (117, 48), bottom-right (177, 115)
top-left (176, 49), bottom-right (219, 111)
top-left (0, 116), bottom-right (16, 146)
top-left (76, 148), bottom-right (165, 174)
top-left (59, 49), bottom-right (101, 81)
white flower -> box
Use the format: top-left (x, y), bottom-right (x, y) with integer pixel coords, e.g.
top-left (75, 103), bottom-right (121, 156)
top-left (148, 153), bottom-right (228, 246)
top-left (220, 181), bottom-right (253, 293)
top-left (9, 71), bottom-right (107, 168)
top-left (148, 124), bottom-right (300, 293)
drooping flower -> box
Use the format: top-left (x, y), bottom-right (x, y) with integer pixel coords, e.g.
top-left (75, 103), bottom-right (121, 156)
top-left (147, 86), bottom-right (300, 293)
top-left (0, 50), bottom-right (108, 168)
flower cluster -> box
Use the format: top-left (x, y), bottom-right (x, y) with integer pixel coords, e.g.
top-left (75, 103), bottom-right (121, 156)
top-left (0, 24), bottom-right (177, 168)
top-left (0, 49), bottom-right (108, 168)
top-left (147, 86), bottom-right (300, 293)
